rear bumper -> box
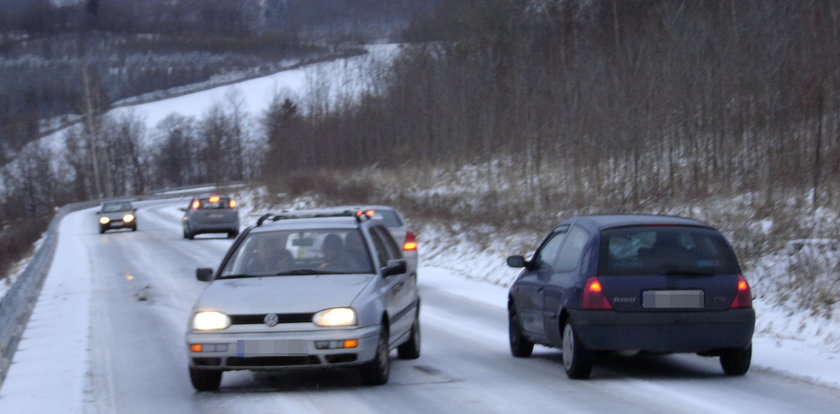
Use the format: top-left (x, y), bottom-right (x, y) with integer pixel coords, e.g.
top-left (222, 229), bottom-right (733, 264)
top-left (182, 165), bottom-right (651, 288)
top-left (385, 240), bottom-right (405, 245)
top-left (568, 308), bottom-right (755, 352)
top-left (187, 220), bottom-right (239, 234)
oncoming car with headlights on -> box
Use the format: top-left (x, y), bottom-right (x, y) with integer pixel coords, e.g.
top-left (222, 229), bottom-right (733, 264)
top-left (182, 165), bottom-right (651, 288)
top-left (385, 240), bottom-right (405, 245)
top-left (96, 201), bottom-right (137, 234)
top-left (185, 210), bottom-right (421, 391)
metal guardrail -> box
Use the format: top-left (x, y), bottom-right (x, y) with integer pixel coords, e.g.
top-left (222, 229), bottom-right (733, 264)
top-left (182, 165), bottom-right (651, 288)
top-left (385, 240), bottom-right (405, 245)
top-left (0, 207), bottom-right (65, 389)
top-left (0, 185), bottom-right (245, 390)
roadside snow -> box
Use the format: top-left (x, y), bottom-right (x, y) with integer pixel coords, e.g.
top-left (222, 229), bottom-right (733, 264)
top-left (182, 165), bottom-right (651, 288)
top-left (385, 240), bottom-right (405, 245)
top-left (0, 211), bottom-right (91, 412)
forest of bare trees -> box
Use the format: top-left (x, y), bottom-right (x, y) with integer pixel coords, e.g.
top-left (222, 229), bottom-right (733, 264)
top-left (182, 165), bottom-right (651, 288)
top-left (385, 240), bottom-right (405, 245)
top-left (264, 0), bottom-right (840, 223)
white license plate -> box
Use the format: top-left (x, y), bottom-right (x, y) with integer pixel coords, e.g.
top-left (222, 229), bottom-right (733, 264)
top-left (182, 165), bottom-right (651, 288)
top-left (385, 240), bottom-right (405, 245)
top-left (236, 340), bottom-right (306, 356)
top-left (642, 290), bottom-right (704, 309)
top-left (208, 213), bottom-right (224, 218)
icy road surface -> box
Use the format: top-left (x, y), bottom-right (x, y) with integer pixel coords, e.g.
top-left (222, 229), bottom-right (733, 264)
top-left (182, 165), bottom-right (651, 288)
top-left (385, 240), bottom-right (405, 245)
top-left (2, 199), bottom-right (840, 413)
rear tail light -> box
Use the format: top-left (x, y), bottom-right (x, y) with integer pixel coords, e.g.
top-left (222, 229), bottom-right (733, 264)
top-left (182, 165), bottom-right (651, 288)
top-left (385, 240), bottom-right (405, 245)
top-left (582, 276), bottom-right (613, 310)
top-left (403, 232), bottom-right (418, 251)
top-left (191, 200), bottom-right (200, 209)
top-left (229, 199), bottom-right (237, 208)
top-left (729, 274), bottom-right (752, 308)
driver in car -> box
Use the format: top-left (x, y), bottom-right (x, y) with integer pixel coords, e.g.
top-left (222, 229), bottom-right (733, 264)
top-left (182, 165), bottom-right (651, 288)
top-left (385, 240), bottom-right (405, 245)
top-left (244, 235), bottom-right (294, 274)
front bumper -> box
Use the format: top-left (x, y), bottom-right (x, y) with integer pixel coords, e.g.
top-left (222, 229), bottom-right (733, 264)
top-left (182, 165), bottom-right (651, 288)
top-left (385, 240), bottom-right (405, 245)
top-left (100, 220), bottom-right (135, 230)
top-left (568, 308), bottom-right (755, 352)
top-left (186, 325), bottom-right (380, 371)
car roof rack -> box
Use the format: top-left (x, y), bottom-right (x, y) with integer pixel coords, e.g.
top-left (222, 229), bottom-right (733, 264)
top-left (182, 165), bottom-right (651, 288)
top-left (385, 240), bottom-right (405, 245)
top-left (256, 209), bottom-right (371, 227)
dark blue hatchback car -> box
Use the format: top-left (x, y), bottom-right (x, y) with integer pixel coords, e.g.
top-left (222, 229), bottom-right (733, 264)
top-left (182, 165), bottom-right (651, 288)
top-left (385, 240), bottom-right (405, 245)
top-left (507, 215), bottom-right (755, 379)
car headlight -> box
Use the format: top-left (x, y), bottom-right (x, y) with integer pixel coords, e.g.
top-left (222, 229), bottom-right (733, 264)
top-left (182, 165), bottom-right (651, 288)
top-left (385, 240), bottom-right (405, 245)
top-left (313, 308), bottom-right (357, 327)
top-left (192, 311), bottom-right (231, 331)
top-left (99, 217), bottom-right (110, 224)
top-left (123, 214), bottom-right (135, 223)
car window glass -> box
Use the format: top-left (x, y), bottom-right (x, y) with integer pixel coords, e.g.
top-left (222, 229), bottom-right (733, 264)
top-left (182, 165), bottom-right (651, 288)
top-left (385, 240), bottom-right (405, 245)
top-left (599, 226), bottom-right (739, 275)
top-left (368, 230), bottom-right (391, 268)
top-left (367, 210), bottom-right (403, 227)
top-left (373, 225), bottom-right (402, 260)
top-left (554, 226), bottom-right (589, 272)
top-left (533, 230), bottom-right (567, 272)
top-left (198, 197), bottom-right (231, 209)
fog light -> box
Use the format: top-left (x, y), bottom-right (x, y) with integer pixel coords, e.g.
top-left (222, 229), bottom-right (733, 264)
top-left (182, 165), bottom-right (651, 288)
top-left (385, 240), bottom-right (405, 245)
top-left (343, 339), bottom-right (358, 349)
top-left (190, 344), bottom-right (203, 353)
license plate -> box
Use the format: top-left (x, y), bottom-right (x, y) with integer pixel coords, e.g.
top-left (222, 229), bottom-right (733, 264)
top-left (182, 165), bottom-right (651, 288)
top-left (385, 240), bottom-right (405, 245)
top-left (236, 340), bottom-right (306, 356)
top-left (208, 213), bottom-right (224, 218)
top-left (642, 290), bottom-right (704, 309)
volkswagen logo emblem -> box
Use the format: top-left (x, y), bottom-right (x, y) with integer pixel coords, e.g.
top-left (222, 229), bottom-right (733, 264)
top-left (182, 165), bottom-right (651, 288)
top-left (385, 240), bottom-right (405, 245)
top-left (264, 313), bottom-right (279, 327)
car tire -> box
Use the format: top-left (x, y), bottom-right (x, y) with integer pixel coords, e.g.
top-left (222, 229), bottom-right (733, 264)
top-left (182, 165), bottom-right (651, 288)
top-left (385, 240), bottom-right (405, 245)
top-left (720, 344), bottom-right (751, 376)
top-left (132, 225), bottom-right (137, 232)
top-left (509, 307), bottom-right (534, 358)
top-left (360, 325), bottom-right (390, 385)
top-left (99, 227), bottom-right (106, 234)
top-left (397, 314), bottom-right (421, 359)
top-left (189, 367), bottom-right (222, 391)
top-left (562, 322), bottom-right (593, 379)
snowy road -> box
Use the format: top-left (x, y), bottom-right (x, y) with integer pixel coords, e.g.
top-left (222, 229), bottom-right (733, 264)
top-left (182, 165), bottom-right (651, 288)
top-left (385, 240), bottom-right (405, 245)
top-left (2, 199), bottom-right (840, 413)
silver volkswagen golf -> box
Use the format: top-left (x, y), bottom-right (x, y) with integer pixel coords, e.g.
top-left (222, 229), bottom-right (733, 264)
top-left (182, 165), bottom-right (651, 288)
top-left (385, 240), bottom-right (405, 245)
top-left (185, 210), bottom-right (421, 391)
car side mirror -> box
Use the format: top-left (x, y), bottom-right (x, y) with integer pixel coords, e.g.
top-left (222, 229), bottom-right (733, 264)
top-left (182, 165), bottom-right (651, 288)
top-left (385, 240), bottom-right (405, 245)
top-left (196, 268), bottom-right (214, 282)
top-left (507, 255), bottom-right (527, 268)
top-left (382, 259), bottom-right (407, 277)
top-left (179, 207), bottom-right (187, 212)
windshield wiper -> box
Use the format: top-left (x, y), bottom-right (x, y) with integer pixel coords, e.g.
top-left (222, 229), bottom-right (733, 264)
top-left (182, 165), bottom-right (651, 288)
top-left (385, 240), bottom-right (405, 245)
top-left (275, 269), bottom-right (346, 275)
top-left (217, 273), bottom-right (264, 279)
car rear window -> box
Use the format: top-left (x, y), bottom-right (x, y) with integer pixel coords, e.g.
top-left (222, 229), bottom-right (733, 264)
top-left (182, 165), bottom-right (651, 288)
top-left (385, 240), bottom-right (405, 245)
top-left (197, 197), bottom-right (232, 209)
top-left (365, 210), bottom-right (403, 228)
top-left (598, 226), bottom-right (739, 276)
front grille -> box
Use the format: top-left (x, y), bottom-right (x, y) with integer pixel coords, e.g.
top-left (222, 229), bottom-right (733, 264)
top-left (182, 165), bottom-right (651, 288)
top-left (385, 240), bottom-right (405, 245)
top-left (226, 356), bottom-right (320, 367)
top-left (230, 313), bottom-right (315, 325)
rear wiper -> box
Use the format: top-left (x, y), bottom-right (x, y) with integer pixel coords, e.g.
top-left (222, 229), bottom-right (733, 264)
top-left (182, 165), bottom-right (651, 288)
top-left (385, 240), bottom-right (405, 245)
top-left (664, 270), bottom-right (714, 276)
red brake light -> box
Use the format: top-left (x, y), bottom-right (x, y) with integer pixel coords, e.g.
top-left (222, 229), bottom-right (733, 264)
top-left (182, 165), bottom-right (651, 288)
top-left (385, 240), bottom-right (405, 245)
top-left (191, 200), bottom-right (200, 209)
top-left (729, 274), bottom-right (752, 308)
top-left (582, 276), bottom-right (612, 310)
top-left (403, 231), bottom-right (417, 251)
top-left (229, 199), bottom-right (237, 208)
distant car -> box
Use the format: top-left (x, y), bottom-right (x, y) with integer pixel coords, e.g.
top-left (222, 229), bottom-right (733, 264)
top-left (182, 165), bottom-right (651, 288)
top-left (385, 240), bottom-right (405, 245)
top-left (506, 215), bottom-right (755, 379)
top-left (185, 210), bottom-right (421, 391)
top-left (181, 194), bottom-right (239, 239)
top-left (327, 205), bottom-right (418, 273)
top-left (96, 201), bottom-right (137, 234)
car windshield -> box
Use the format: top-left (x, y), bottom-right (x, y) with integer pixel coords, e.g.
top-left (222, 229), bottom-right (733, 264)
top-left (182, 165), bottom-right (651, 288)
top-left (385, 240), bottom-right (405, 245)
top-left (599, 226), bottom-right (739, 276)
top-left (102, 203), bottom-right (131, 213)
top-left (220, 228), bottom-right (374, 277)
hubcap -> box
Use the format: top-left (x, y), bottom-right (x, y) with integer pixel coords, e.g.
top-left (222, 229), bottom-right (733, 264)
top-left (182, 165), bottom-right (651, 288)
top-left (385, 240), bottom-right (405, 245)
top-left (562, 324), bottom-right (574, 370)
